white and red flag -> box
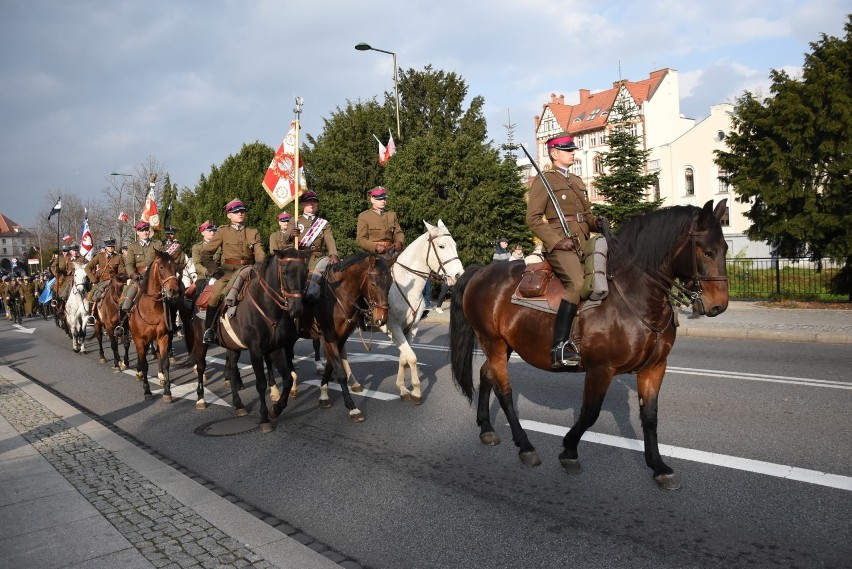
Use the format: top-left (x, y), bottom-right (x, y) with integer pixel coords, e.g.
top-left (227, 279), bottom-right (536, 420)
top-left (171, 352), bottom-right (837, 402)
top-left (62, 234), bottom-right (73, 244)
top-left (375, 130), bottom-right (397, 166)
top-left (118, 211), bottom-right (129, 222)
top-left (263, 121), bottom-right (307, 208)
top-left (79, 214), bottom-right (94, 261)
top-left (141, 190), bottom-right (159, 228)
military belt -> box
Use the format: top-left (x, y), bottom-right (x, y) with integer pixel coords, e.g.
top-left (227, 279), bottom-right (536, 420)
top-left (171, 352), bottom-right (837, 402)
top-left (548, 213), bottom-right (585, 224)
top-left (223, 258), bottom-right (252, 266)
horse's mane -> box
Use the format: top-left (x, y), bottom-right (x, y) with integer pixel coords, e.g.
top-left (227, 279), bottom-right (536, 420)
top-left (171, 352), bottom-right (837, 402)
top-left (140, 250), bottom-right (175, 288)
top-left (333, 252), bottom-right (371, 272)
top-left (609, 205), bottom-right (700, 272)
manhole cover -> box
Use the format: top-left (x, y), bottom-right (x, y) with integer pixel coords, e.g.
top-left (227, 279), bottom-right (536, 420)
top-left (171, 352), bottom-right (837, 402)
top-left (195, 416), bottom-right (260, 437)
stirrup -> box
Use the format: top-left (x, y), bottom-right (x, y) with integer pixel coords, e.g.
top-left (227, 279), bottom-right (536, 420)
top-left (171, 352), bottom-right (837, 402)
top-left (86, 315), bottom-right (96, 325)
top-left (114, 325), bottom-right (124, 336)
top-left (203, 328), bottom-right (217, 345)
top-left (551, 341), bottom-right (580, 369)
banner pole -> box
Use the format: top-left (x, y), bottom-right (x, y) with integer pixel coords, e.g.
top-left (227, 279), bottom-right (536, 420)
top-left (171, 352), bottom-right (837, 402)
top-left (293, 96), bottom-right (304, 250)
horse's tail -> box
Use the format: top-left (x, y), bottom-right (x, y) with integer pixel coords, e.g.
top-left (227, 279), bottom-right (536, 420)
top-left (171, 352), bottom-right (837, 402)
top-left (449, 264), bottom-right (484, 402)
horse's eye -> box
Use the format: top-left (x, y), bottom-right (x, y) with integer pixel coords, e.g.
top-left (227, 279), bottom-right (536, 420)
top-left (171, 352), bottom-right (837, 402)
top-left (704, 250), bottom-right (714, 259)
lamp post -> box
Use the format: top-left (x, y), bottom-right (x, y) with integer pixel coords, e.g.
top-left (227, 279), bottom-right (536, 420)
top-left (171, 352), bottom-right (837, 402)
top-left (355, 42), bottom-right (400, 139)
top-left (111, 173), bottom-right (134, 243)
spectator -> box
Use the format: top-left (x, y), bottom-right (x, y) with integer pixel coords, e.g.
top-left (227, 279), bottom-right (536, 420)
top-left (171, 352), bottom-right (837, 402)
top-left (492, 237), bottom-right (510, 262)
top-left (510, 244), bottom-right (524, 261)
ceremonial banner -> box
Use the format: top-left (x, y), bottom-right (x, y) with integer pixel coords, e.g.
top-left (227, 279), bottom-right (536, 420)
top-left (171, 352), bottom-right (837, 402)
top-left (40, 278), bottom-right (55, 303)
top-left (141, 190), bottom-right (160, 228)
top-left (263, 122), bottom-right (307, 208)
top-left (47, 197), bottom-right (61, 220)
top-left (79, 216), bottom-right (94, 261)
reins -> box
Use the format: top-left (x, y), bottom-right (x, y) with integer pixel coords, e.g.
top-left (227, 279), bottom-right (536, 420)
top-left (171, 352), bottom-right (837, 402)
top-left (325, 256), bottom-right (389, 351)
top-left (392, 232), bottom-right (460, 324)
top-left (241, 256), bottom-right (305, 331)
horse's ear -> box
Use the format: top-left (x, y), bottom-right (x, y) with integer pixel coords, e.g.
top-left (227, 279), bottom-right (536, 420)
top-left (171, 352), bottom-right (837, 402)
top-left (713, 198), bottom-right (727, 222)
top-left (423, 220), bottom-right (435, 231)
top-left (437, 219), bottom-right (446, 228)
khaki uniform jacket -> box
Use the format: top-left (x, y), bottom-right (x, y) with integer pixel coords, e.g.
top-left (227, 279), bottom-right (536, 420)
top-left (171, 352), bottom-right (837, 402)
top-left (191, 241), bottom-right (220, 280)
top-left (268, 230), bottom-right (295, 256)
top-left (84, 251), bottom-right (126, 284)
top-left (126, 239), bottom-right (164, 279)
top-left (356, 209), bottom-right (405, 253)
top-left (201, 225), bottom-right (265, 277)
top-left (526, 169), bottom-right (600, 253)
top-left (54, 255), bottom-right (70, 277)
top-left (296, 214), bottom-right (338, 270)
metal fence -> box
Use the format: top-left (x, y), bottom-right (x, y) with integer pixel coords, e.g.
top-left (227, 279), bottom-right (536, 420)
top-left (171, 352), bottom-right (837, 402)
top-left (725, 257), bottom-right (845, 300)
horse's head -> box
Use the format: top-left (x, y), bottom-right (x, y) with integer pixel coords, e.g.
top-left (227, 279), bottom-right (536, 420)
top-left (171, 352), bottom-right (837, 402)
top-left (422, 220), bottom-right (465, 285)
top-left (149, 251), bottom-right (181, 301)
top-left (72, 264), bottom-right (88, 294)
top-left (274, 248), bottom-right (310, 318)
top-left (672, 199), bottom-right (729, 317)
top-left (364, 254), bottom-right (392, 326)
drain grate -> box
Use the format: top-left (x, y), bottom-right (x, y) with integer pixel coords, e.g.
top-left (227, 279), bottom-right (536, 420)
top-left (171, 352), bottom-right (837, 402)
top-left (194, 416), bottom-right (260, 437)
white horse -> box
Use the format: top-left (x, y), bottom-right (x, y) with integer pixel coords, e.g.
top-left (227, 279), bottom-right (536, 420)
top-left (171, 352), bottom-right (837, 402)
top-left (342, 220), bottom-right (465, 403)
top-left (65, 262), bottom-right (90, 353)
top-left (181, 255), bottom-right (199, 289)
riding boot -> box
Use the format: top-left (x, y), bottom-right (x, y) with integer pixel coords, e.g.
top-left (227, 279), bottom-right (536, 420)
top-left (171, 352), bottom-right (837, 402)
top-left (551, 300), bottom-right (580, 369)
top-left (115, 308), bottom-right (127, 337)
top-left (203, 306), bottom-right (219, 344)
top-left (86, 301), bottom-right (97, 325)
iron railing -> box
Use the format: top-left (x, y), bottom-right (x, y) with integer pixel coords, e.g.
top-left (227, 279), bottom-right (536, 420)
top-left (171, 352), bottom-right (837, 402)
top-left (725, 257), bottom-right (845, 300)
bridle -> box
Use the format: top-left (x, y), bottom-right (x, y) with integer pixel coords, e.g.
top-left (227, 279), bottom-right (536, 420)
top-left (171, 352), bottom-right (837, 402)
top-left (394, 231), bottom-right (460, 283)
top-left (245, 255), bottom-right (306, 330)
top-left (142, 257), bottom-right (179, 302)
top-left (654, 228), bottom-right (729, 310)
top-left (327, 256), bottom-right (390, 324)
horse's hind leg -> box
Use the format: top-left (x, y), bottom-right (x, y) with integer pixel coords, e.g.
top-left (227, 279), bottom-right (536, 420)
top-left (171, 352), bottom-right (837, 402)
top-left (95, 323), bottom-right (107, 364)
top-left (476, 362), bottom-right (499, 445)
top-left (194, 342), bottom-right (209, 410)
top-left (250, 352), bottom-right (273, 432)
top-left (636, 362), bottom-right (679, 490)
top-left (157, 334), bottom-right (172, 403)
top-left (134, 337), bottom-right (153, 400)
top-left (226, 350), bottom-right (247, 416)
top-left (484, 355), bottom-right (541, 467)
top-left (396, 336), bottom-right (422, 404)
top-left (559, 368), bottom-right (615, 474)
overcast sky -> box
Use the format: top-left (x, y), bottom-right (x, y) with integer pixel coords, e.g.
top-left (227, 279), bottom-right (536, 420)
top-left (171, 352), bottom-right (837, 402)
top-left (1, 0), bottom-right (848, 228)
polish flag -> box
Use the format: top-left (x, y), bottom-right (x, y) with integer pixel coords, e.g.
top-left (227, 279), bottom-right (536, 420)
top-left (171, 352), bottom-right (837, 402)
top-left (385, 130), bottom-right (396, 161)
top-left (118, 211), bottom-right (129, 222)
top-left (62, 234), bottom-right (73, 243)
top-left (262, 121), bottom-right (307, 208)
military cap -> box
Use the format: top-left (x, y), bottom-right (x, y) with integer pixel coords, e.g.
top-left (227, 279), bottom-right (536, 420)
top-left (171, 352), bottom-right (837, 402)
top-left (224, 198), bottom-right (246, 213)
top-left (199, 220), bottom-right (216, 233)
top-left (301, 191), bottom-right (319, 202)
top-left (135, 220), bottom-right (151, 231)
top-left (164, 226), bottom-right (177, 235)
top-left (69, 244), bottom-right (80, 251)
top-left (104, 238), bottom-right (116, 247)
top-left (61, 245), bottom-right (70, 252)
top-left (546, 131), bottom-right (578, 151)
top-left (277, 211), bottom-right (291, 222)
top-left (369, 187), bottom-right (388, 199)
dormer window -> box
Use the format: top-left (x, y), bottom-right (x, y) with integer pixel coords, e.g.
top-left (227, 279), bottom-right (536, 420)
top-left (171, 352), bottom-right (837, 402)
top-left (587, 108), bottom-right (601, 121)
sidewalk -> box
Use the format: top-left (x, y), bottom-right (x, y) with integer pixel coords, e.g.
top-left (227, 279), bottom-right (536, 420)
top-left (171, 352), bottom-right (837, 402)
top-left (0, 365), bottom-right (350, 569)
top-left (423, 300), bottom-right (852, 344)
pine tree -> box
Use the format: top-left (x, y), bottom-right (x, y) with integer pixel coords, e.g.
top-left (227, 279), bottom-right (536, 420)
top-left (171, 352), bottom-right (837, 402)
top-left (591, 91), bottom-right (662, 227)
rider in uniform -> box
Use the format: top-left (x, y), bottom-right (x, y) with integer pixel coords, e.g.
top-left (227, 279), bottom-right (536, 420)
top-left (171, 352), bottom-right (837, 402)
top-left (268, 211), bottom-right (297, 254)
top-left (84, 238), bottom-right (126, 324)
top-left (117, 221), bottom-right (163, 335)
top-left (201, 198), bottom-right (266, 344)
top-left (296, 191), bottom-right (340, 302)
top-left (192, 221), bottom-right (220, 281)
top-left (526, 131), bottom-right (602, 369)
top-left (356, 187), bottom-right (404, 254)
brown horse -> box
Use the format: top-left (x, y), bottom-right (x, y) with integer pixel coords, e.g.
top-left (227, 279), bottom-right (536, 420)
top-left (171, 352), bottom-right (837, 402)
top-left (280, 252), bottom-right (392, 421)
top-left (92, 275), bottom-right (131, 371)
top-left (449, 200), bottom-right (729, 489)
top-left (188, 248), bottom-right (309, 431)
top-left (128, 251), bottom-right (181, 401)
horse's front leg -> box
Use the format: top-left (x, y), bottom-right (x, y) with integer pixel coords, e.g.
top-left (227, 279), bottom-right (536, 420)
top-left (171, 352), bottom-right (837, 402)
top-left (559, 367), bottom-right (615, 474)
top-left (157, 330), bottom-right (172, 403)
top-left (95, 321), bottom-right (107, 364)
top-left (134, 336), bottom-right (153, 400)
top-left (339, 346), bottom-right (361, 393)
top-left (270, 347), bottom-right (295, 419)
top-left (636, 361), bottom-right (679, 490)
top-left (250, 351), bottom-right (272, 432)
top-left (194, 338), bottom-right (209, 410)
top-left (121, 329), bottom-right (130, 370)
top-left (108, 329), bottom-right (121, 371)
top-left (326, 341), bottom-right (364, 423)
top-left (226, 350), bottom-right (246, 416)
top-left (264, 353), bottom-right (281, 403)
top-left (401, 331), bottom-right (422, 404)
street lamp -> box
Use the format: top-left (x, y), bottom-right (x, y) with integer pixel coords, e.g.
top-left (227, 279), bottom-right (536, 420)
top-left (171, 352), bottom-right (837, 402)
top-left (355, 42), bottom-right (401, 139)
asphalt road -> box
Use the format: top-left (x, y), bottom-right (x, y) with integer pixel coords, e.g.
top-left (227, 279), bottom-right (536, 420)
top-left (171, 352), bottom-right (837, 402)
top-left (1, 316), bottom-right (850, 569)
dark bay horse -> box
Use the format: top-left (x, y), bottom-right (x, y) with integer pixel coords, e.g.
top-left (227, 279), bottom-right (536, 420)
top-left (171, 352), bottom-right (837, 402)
top-left (128, 251), bottom-right (181, 401)
top-left (281, 252), bottom-right (391, 422)
top-left (189, 248), bottom-right (309, 431)
top-left (92, 275), bottom-right (131, 371)
top-left (449, 200), bottom-right (729, 489)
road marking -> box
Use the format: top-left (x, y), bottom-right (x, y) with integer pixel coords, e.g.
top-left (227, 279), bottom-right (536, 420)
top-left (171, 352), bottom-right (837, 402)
top-left (520, 419), bottom-right (852, 491)
top-left (120, 369), bottom-right (230, 407)
top-left (12, 324), bottom-right (36, 334)
top-left (299, 379), bottom-right (399, 401)
top-left (667, 366), bottom-right (851, 389)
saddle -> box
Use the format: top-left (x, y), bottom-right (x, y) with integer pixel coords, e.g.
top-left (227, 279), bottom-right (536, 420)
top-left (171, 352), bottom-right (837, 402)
top-left (511, 260), bottom-right (564, 313)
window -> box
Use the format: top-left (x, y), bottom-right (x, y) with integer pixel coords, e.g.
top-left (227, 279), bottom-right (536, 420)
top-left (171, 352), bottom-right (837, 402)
top-left (717, 170), bottom-right (730, 193)
top-left (684, 167), bottom-right (695, 195)
top-left (720, 207), bottom-right (730, 227)
top-left (594, 157), bottom-right (604, 174)
top-left (590, 133), bottom-right (597, 146)
top-left (587, 108), bottom-right (601, 121)
top-left (600, 132), bottom-right (606, 144)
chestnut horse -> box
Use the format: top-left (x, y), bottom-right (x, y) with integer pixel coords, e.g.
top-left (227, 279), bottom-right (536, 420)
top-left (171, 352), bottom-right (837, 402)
top-left (450, 200), bottom-right (729, 489)
top-left (282, 252), bottom-right (392, 421)
top-left (92, 275), bottom-right (131, 371)
top-left (128, 251), bottom-right (181, 401)
top-left (189, 248), bottom-right (309, 431)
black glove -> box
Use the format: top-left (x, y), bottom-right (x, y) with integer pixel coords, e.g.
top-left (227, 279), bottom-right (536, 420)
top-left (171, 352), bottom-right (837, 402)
top-left (552, 238), bottom-right (575, 252)
top-left (375, 244), bottom-right (387, 255)
top-left (291, 227), bottom-right (301, 237)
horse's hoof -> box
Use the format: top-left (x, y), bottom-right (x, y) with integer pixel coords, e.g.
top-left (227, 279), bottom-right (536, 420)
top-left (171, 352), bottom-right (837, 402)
top-left (169, 356), bottom-right (177, 365)
top-left (120, 363), bottom-right (127, 371)
top-left (99, 357), bottom-right (107, 364)
top-left (159, 378), bottom-right (165, 386)
top-left (162, 395), bottom-right (172, 404)
top-left (350, 383), bottom-right (362, 393)
top-left (411, 395), bottom-right (423, 405)
top-left (654, 473), bottom-right (681, 490)
top-left (270, 392), bottom-right (280, 403)
top-left (289, 388), bottom-right (298, 399)
top-left (195, 400), bottom-right (207, 410)
top-left (479, 432), bottom-right (501, 446)
top-left (259, 423), bottom-right (273, 433)
top-left (559, 457), bottom-right (582, 474)
top-left (144, 393), bottom-right (153, 401)
top-left (202, 374), bottom-right (209, 383)
top-left (135, 372), bottom-right (143, 381)
top-left (235, 408), bottom-right (248, 417)
top-left (400, 393), bottom-right (411, 401)
top-left (318, 399), bottom-right (332, 409)
top-left (519, 451), bottom-right (542, 467)
top-left (268, 408), bottom-right (279, 420)
top-left (112, 366), bottom-right (120, 372)
top-left (349, 411), bottom-right (365, 423)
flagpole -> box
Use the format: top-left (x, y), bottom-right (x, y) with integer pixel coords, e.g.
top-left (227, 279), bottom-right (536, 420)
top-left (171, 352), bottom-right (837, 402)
top-left (293, 96), bottom-right (304, 250)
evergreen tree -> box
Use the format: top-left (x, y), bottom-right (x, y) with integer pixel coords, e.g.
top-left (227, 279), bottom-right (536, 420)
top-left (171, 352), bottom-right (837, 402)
top-left (715, 16), bottom-right (851, 295)
top-left (591, 91), bottom-right (662, 227)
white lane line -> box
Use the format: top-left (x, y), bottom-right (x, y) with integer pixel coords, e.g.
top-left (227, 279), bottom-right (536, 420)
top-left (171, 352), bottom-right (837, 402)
top-left (120, 369), bottom-right (230, 407)
top-left (299, 379), bottom-right (399, 401)
top-left (667, 366), bottom-right (850, 389)
top-left (520, 420), bottom-right (852, 491)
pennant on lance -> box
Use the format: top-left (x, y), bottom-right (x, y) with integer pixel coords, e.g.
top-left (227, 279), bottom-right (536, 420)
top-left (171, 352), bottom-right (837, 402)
top-left (79, 215), bottom-right (94, 261)
top-left (263, 121), bottom-right (307, 208)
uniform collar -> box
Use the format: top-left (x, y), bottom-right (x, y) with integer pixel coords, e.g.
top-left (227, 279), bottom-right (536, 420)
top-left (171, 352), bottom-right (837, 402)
top-left (231, 223), bottom-right (244, 230)
top-left (303, 213), bottom-right (315, 221)
top-left (372, 208), bottom-right (384, 215)
top-left (556, 166), bottom-right (570, 176)
top-left (139, 239), bottom-right (150, 246)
